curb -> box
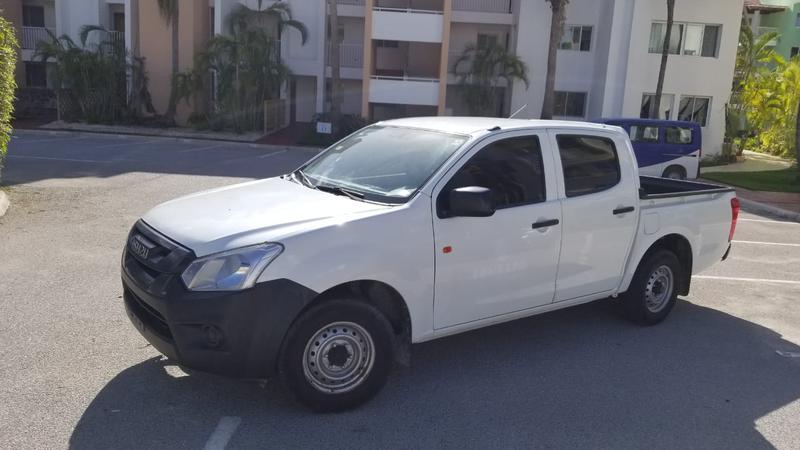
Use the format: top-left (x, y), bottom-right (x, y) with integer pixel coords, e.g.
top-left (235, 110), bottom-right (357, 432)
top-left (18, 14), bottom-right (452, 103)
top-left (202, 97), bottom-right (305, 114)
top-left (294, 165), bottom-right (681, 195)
top-left (738, 197), bottom-right (800, 222)
top-left (0, 191), bottom-right (9, 218)
top-left (38, 122), bottom-right (263, 143)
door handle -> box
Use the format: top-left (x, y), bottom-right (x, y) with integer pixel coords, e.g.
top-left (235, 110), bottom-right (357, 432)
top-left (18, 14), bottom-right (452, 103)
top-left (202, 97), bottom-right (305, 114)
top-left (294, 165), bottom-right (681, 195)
top-left (613, 206), bottom-right (635, 215)
top-left (532, 219), bottom-right (560, 229)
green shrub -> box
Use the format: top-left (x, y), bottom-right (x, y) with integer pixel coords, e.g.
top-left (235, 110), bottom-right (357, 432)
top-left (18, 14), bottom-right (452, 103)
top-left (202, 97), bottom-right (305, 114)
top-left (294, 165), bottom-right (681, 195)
top-left (0, 14), bottom-right (18, 183)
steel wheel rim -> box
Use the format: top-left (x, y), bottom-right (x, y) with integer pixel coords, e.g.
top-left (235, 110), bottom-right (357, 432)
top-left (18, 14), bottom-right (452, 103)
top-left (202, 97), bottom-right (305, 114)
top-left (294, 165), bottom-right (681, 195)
top-left (645, 265), bottom-right (674, 313)
top-left (302, 321), bottom-right (375, 394)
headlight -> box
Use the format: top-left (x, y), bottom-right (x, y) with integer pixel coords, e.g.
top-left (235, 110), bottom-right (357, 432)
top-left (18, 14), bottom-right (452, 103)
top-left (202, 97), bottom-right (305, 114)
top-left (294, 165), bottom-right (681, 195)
top-left (181, 243), bottom-right (283, 291)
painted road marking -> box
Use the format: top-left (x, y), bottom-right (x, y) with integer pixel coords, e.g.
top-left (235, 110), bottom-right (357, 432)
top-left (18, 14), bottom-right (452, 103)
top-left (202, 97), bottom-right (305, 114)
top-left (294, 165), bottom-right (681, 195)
top-left (776, 350), bottom-right (800, 358)
top-left (203, 417), bottom-right (242, 450)
top-left (732, 240), bottom-right (800, 248)
top-left (740, 219), bottom-right (800, 225)
top-left (6, 155), bottom-right (114, 164)
top-left (695, 275), bottom-right (800, 285)
top-left (259, 149), bottom-right (288, 158)
top-left (178, 144), bottom-right (225, 153)
top-left (93, 139), bottom-right (159, 149)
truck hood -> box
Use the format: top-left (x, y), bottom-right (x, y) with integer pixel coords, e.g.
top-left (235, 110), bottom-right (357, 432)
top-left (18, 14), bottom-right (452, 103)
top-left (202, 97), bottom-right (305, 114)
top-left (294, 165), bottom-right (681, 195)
top-left (142, 177), bottom-right (391, 257)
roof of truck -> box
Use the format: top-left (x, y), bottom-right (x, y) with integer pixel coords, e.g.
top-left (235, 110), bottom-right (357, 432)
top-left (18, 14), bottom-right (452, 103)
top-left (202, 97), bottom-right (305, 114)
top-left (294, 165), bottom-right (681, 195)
top-left (379, 116), bottom-right (622, 136)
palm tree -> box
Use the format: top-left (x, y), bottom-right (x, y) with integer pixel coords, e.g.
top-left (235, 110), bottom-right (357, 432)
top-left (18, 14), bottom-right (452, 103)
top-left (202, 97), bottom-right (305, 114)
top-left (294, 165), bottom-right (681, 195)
top-left (452, 43), bottom-right (529, 117)
top-left (227, 1), bottom-right (309, 44)
top-left (734, 23), bottom-right (779, 102)
top-left (156, 0), bottom-right (179, 124)
top-left (541, 0), bottom-right (568, 120)
top-left (329, 0), bottom-right (343, 130)
top-left (651, 0), bottom-right (675, 119)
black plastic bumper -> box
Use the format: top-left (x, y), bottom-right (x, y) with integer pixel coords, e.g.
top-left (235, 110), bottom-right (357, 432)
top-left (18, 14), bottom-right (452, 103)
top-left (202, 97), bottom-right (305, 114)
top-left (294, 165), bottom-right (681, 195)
top-left (121, 260), bottom-right (317, 379)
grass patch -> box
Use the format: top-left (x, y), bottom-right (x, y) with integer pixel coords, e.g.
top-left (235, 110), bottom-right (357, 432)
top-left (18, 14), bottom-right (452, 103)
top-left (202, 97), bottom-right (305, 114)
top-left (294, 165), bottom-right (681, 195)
top-left (702, 168), bottom-right (800, 193)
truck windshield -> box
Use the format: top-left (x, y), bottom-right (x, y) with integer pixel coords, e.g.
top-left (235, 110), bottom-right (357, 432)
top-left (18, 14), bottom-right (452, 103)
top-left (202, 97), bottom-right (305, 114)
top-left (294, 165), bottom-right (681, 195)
top-left (297, 125), bottom-right (468, 204)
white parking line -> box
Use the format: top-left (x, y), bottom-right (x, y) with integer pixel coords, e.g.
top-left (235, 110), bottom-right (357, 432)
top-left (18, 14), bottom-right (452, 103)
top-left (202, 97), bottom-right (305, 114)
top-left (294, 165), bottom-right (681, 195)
top-left (6, 155), bottom-right (113, 164)
top-left (178, 144), bottom-right (225, 153)
top-left (259, 149), bottom-right (288, 158)
top-left (732, 240), bottom-right (800, 248)
top-left (203, 416), bottom-right (242, 450)
top-left (694, 275), bottom-right (800, 285)
top-left (740, 218), bottom-right (800, 225)
top-left (93, 139), bottom-right (159, 149)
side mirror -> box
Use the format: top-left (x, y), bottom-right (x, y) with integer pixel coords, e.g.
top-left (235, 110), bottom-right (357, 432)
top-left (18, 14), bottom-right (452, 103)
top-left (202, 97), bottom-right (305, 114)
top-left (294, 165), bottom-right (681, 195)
top-left (448, 186), bottom-right (495, 218)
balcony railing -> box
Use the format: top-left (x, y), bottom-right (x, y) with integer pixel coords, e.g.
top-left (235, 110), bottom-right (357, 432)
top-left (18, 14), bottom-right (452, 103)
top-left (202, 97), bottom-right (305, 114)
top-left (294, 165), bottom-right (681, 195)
top-left (374, 0), bottom-right (444, 13)
top-left (452, 0), bottom-right (511, 13)
top-left (21, 26), bottom-right (55, 50)
top-left (326, 43), bottom-right (364, 68)
top-left (336, 0), bottom-right (365, 4)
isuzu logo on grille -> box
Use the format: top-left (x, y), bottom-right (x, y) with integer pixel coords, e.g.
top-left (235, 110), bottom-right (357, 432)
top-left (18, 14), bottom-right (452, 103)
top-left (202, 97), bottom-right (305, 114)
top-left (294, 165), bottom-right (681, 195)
top-left (129, 235), bottom-right (152, 260)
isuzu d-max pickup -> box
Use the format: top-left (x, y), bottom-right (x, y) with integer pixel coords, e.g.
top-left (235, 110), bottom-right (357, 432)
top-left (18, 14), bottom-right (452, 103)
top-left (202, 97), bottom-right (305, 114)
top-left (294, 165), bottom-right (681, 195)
top-left (121, 117), bottom-right (739, 411)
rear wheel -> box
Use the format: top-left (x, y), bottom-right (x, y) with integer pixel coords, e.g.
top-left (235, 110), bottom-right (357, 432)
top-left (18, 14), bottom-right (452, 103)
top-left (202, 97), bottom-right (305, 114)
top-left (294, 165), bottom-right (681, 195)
top-left (663, 166), bottom-right (687, 180)
top-left (621, 250), bottom-right (682, 325)
top-left (278, 298), bottom-right (395, 412)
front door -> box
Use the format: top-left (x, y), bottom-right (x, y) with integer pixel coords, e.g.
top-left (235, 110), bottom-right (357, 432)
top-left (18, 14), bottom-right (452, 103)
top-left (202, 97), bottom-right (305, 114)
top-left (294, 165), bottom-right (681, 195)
top-left (433, 132), bottom-right (562, 329)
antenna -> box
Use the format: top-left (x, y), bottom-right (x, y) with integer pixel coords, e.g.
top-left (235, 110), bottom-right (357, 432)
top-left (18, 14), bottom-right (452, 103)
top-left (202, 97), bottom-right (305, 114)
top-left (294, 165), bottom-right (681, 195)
top-left (509, 104), bottom-right (527, 119)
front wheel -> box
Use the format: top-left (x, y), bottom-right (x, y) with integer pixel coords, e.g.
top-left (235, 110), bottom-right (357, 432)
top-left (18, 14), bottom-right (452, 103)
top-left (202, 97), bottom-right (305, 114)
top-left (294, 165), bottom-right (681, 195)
top-left (621, 250), bottom-right (682, 325)
top-left (278, 299), bottom-right (395, 412)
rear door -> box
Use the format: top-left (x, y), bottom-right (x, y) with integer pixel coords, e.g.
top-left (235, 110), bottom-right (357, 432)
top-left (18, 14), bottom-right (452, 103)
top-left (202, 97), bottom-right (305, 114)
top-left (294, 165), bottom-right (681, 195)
top-left (432, 131), bottom-right (562, 329)
top-left (548, 130), bottom-right (639, 302)
top-left (664, 125), bottom-right (701, 179)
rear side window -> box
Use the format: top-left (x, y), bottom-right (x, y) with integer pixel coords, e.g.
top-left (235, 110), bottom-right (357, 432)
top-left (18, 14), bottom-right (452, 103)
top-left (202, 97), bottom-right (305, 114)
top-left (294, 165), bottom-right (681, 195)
top-left (556, 135), bottom-right (620, 198)
top-left (629, 125), bottom-right (659, 143)
top-left (444, 136), bottom-right (546, 210)
top-left (665, 127), bottom-right (693, 144)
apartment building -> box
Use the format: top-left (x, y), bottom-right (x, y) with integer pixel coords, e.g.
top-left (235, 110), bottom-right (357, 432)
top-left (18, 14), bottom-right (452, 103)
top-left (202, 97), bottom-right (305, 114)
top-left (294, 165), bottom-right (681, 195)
top-left (744, 0), bottom-right (800, 60)
top-left (0, 0), bottom-right (126, 88)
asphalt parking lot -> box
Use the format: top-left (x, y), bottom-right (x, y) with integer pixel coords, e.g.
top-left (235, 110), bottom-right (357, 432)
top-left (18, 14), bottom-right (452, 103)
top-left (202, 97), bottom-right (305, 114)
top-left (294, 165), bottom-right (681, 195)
top-left (1, 130), bottom-right (799, 450)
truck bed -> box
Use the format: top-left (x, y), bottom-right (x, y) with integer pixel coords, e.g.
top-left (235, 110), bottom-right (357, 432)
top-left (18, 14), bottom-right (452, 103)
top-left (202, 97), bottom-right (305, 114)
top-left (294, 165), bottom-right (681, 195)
top-left (639, 176), bottom-right (734, 199)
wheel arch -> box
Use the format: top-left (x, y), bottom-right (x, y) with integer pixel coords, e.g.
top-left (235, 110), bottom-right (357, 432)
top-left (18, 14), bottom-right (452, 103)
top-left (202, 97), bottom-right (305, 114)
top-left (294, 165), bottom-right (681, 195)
top-left (632, 233), bottom-right (694, 296)
top-left (662, 164), bottom-right (687, 179)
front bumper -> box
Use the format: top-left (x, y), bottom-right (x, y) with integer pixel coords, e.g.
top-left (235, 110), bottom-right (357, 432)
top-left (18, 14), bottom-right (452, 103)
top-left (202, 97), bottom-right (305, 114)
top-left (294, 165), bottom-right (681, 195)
top-left (121, 221), bottom-right (317, 378)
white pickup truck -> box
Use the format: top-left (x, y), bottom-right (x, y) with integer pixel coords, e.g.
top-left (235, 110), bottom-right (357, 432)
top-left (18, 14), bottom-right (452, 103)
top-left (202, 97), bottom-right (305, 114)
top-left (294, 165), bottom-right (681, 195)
top-left (121, 117), bottom-right (739, 411)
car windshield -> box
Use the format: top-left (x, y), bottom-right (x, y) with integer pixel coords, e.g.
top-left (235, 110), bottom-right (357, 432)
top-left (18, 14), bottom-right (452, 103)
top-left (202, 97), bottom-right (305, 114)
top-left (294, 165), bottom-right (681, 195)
top-left (298, 125), bottom-right (469, 204)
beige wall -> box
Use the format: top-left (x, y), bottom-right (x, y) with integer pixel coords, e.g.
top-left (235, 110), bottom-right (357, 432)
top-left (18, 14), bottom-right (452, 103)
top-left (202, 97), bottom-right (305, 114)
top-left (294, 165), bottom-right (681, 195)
top-left (137, 0), bottom-right (209, 123)
top-left (0, 0), bottom-right (24, 85)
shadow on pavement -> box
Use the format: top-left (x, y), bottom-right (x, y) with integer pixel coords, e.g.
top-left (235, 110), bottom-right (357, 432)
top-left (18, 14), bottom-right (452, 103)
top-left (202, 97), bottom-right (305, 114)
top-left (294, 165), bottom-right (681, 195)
top-left (69, 299), bottom-right (800, 449)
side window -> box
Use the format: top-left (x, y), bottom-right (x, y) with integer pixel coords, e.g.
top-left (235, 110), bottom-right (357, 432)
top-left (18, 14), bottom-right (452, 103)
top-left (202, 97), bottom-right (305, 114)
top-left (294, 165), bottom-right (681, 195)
top-left (629, 125), bottom-right (659, 143)
top-left (665, 127), bottom-right (693, 144)
top-left (442, 136), bottom-right (546, 211)
top-left (556, 135), bottom-right (621, 198)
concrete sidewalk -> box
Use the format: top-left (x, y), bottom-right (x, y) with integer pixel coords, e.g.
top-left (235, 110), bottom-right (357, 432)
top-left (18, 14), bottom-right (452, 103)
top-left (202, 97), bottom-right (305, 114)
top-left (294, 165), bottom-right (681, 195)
top-left (701, 150), bottom-right (799, 221)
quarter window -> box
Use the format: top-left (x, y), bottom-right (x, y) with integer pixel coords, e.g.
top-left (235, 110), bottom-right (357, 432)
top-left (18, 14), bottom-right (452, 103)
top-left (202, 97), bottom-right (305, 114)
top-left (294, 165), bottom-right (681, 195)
top-left (560, 25), bottom-right (592, 51)
top-left (557, 135), bottom-right (620, 198)
top-left (630, 125), bottom-right (659, 143)
top-left (677, 96), bottom-right (711, 126)
top-left (554, 91), bottom-right (587, 118)
top-left (443, 136), bottom-right (546, 211)
top-left (665, 127), bottom-right (693, 144)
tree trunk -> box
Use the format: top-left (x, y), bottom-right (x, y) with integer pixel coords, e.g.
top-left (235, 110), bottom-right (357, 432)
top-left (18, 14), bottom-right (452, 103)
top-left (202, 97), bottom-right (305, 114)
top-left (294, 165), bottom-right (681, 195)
top-left (164, 4), bottom-right (180, 124)
top-left (652, 0), bottom-right (675, 119)
top-left (541, 0), bottom-right (567, 120)
top-left (329, 0), bottom-right (342, 132)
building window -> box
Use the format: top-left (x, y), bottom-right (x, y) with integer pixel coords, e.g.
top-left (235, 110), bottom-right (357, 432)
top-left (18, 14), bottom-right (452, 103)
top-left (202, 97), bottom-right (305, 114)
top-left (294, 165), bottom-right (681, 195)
top-left (677, 96), bottom-right (711, 127)
top-left (556, 135), bottom-right (621, 198)
top-left (25, 62), bottom-right (47, 87)
top-left (112, 12), bottom-right (125, 33)
top-left (560, 25), bottom-right (592, 51)
top-left (792, 47), bottom-right (799, 58)
top-left (375, 40), bottom-right (399, 48)
top-left (649, 22), bottom-right (720, 57)
top-left (22, 5), bottom-right (45, 27)
top-left (554, 91), bottom-right (587, 118)
top-left (477, 33), bottom-right (499, 49)
top-left (640, 93), bottom-right (674, 119)
top-left (796, 12), bottom-right (800, 27)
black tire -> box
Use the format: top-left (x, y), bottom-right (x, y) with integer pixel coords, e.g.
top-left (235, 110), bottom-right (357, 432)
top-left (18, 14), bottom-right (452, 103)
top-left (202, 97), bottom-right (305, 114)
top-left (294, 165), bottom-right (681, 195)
top-left (278, 298), bottom-right (395, 412)
top-left (662, 166), bottom-right (687, 180)
top-left (621, 250), bottom-right (683, 326)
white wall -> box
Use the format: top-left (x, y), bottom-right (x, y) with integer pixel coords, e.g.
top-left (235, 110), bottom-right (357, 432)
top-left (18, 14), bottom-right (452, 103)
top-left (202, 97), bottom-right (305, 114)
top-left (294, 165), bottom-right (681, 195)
top-left (618, 0), bottom-right (744, 156)
top-left (372, 10), bottom-right (444, 43)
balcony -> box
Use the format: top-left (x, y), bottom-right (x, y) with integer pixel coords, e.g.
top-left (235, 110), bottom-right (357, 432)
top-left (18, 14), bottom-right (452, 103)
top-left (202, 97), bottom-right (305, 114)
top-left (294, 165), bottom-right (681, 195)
top-left (369, 75), bottom-right (440, 106)
top-left (326, 43), bottom-right (364, 68)
top-left (21, 26), bottom-right (55, 50)
top-left (452, 0), bottom-right (511, 13)
top-left (373, 0), bottom-right (444, 42)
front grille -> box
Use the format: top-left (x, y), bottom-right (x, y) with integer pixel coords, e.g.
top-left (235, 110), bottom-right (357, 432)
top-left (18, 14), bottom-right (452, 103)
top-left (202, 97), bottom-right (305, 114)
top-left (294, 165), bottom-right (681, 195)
top-left (124, 288), bottom-right (173, 340)
top-left (123, 221), bottom-right (194, 292)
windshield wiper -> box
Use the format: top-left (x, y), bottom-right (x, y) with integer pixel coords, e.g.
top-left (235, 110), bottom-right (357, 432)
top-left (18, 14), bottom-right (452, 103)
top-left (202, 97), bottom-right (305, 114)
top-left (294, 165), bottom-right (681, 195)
top-left (317, 184), bottom-right (366, 201)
